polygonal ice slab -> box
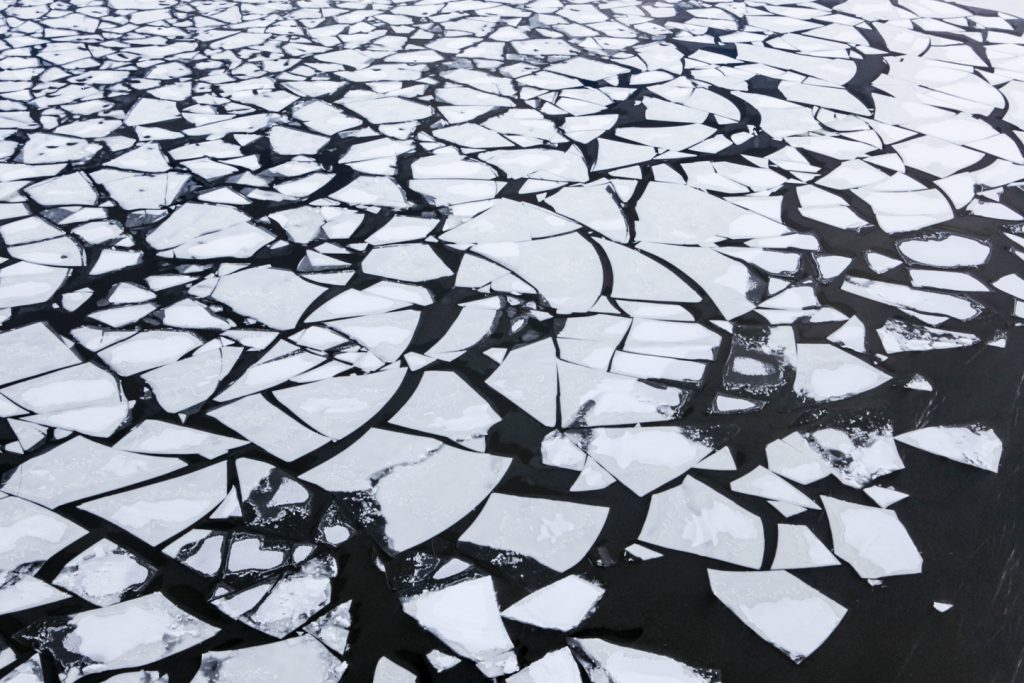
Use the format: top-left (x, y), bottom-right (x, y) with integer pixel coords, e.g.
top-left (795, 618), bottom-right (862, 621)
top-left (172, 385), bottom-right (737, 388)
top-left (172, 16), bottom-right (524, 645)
top-left (639, 476), bottom-right (764, 569)
top-left (78, 463), bottom-right (227, 545)
top-left (822, 496), bottom-right (923, 578)
top-left (189, 636), bottom-right (345, 683)
top-left (895, 425), bottom-right (1002, 473)
top-left (708, 570), bottom-right (846, 663)
top-left (21, 593), bottom-right (218, 682)
top-left (570, 638), bottom-right (716, 682)
top-left (401, 576), bottom-right (514, 663)
top-left (501, 576), bottom-right (604, 631)
top-left (460, 493), bottom-right (608, 571)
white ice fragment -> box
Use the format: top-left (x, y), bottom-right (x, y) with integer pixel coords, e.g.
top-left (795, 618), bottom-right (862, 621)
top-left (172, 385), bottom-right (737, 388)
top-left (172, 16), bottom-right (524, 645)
top-left (190, 636), bottom-right (344, 683)
top-left (708, 570), bottom-right (846, 663)
top-left (567, 426), bottom-right (712, 496)
top-left (402, 577), bottom-right (514, 664)
top-left (389, 370), bottom-right (497, 451)
top-left (639, 476), bottom-right (764, 569)
top-left (373, 658), bottom-right (416, 683)
top-left (864, 486), bottom-right (908, 508)
top-left (486, 338), bottom-right (557, 426)
top-left (895, 425), bottom-right (1001, 473)
top-left (793, 344), bottom-right (890, 402)
top-left (78, 463), bottom-right (226, 545)
top-left (571, 638), bottom-right (712, 683)
top-left (211, 266), bottom-right (325, 330)
top-left (53, 540), bottom-right (152, 606)
top-left (822, 496), bottom-right (922, 579)
top-left (42, 593), bottom-right (218, 681)
top-left (1, 436), bottom-right (182, 509)
top-left (772, 525), bottom-right (839, 570)
top-left (460, 493), bottom-right (608, 571)
top-left (933, 602), bottom-right (953, 613)
top-left (375, 447), bottom-right (510, 553)
top-left (507, 648), bottom-right (582, 683)
top-left (275, 368), bottom-right (407, 441)
top-left (501, 576), bottom-right (604, 631)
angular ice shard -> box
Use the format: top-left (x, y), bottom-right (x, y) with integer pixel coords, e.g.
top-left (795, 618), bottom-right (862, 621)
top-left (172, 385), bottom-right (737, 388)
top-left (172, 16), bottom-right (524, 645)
top-left (485, 338), bottom-right (557, 427)
top-left (570, 638), bottom-right (715, 682)
top-left (402, 577), bottom-right (514, 664)
top-left (708, 570), bottom-right (846, 663)
top-left (376, 447), bottom-right (511, 552)
top-left (190, 636), bottom-right (344, 683)
top-left (21, 593), bottom-right (218, 681)
top-left (461, 493), bottom-right (608, 571)
top-left (771, 525), bottom-right (840, 570)
top-left (822, 497), bottom-right (922, 579)
top-left (730, 466), bottom-right (819, 510)
top-left (79, 463), bottom-right (226, 545)
top-left (304, 600), bottom-right (351, 656)
top-left (501, 576), bottom-right (604, 631)
top-left (508, 648), bottom-right (582, 683)
top-left (895, 425), bottom-right (1002, 473)
top-left (639, 476), bottom-right (764, 569)
top-left (53, 540), bottom-right (154, 606)
top-left (558, 361), bottom-right (686, 428)
top-left (793, 344), bottom-right (890, 402)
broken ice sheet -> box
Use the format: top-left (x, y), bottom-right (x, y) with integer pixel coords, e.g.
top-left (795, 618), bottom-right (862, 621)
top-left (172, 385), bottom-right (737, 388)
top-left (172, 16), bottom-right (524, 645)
top-left (708, 570), bottom-right (846, 663)
top-left (18, 593), bottom-right (218, 681)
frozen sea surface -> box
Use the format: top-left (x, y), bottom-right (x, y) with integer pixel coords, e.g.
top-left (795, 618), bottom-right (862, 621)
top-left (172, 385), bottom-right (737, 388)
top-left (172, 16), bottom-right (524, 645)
top-left (0, 0), bottom-right (1022, 680)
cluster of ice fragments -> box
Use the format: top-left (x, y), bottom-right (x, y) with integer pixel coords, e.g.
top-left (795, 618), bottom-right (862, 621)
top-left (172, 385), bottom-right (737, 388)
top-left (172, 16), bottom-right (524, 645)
top-left (0, 0), bottom-right (1020, 678)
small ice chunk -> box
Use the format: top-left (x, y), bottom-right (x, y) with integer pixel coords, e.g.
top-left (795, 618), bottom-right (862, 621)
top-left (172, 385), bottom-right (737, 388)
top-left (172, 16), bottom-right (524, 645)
top-left (822, 496), bottom-right (922, 579)
top-left (933, 602), bottom-right (953, 613)
top-left (895, 425), bottom-right (1001, 473)
top-left (275, 368), bottom-right (407, 441)
top-left (501, 576), bottom-right (604, 631)
top-left (708, 570), bottom-right (846, 663)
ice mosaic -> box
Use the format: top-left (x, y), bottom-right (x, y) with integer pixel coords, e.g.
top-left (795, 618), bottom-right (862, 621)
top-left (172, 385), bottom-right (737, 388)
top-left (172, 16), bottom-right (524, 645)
top-left (0, 0), bottom-right (1021, 679)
